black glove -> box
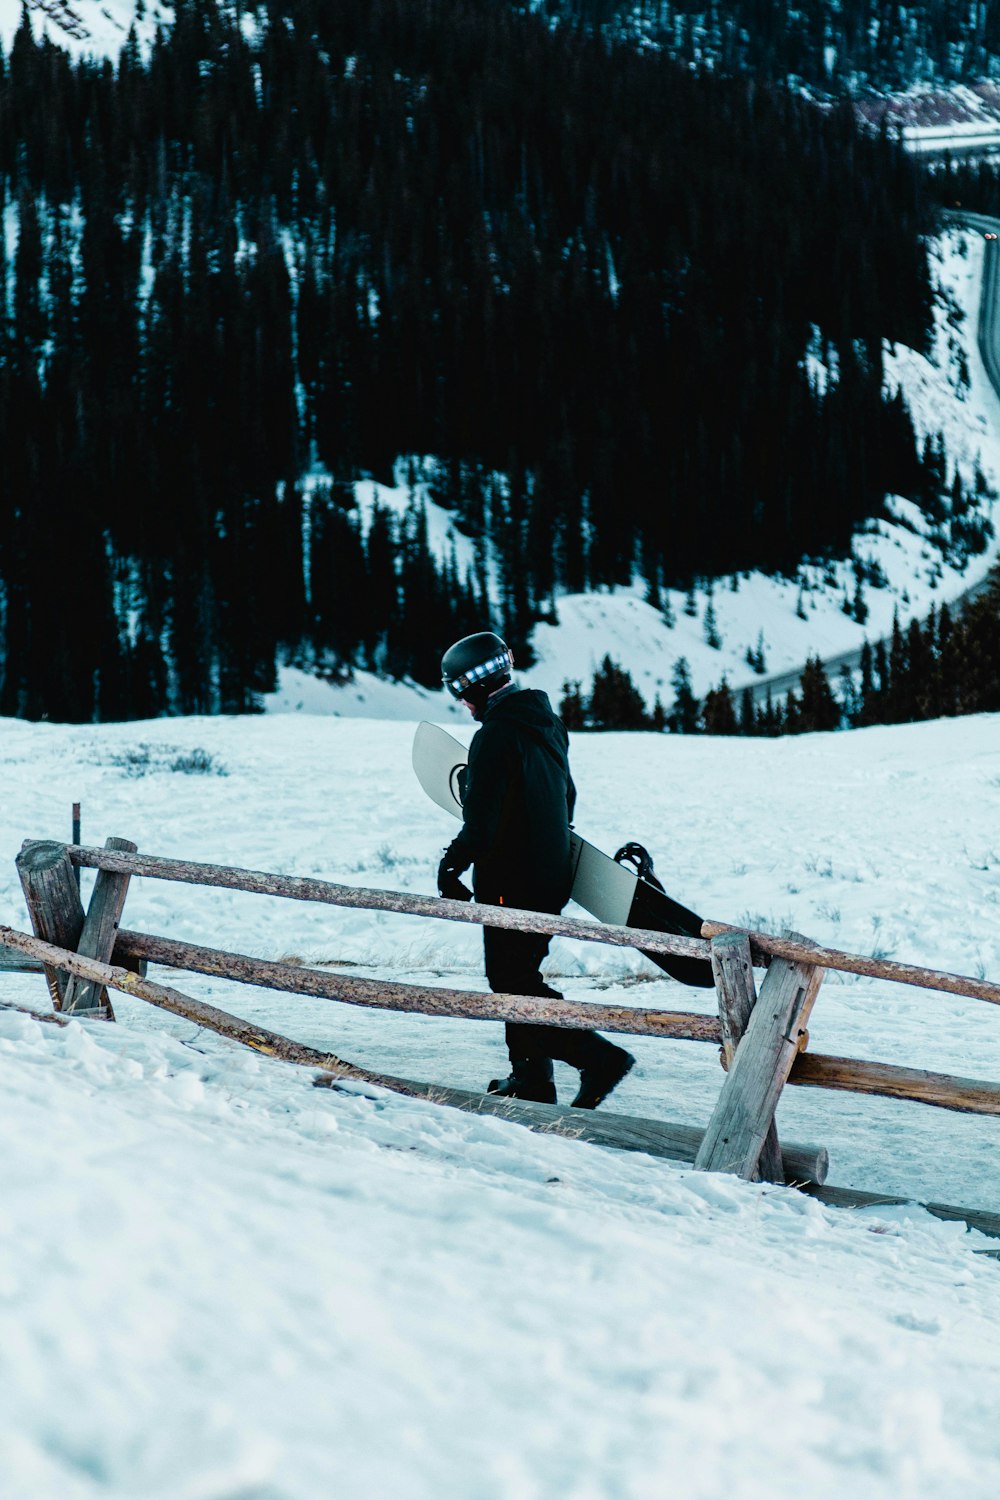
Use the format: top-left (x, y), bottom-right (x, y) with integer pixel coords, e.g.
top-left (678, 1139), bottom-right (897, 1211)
top-left (437, 843), bottom-right (473, 902)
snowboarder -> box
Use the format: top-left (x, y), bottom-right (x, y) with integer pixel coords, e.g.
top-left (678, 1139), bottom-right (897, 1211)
top-left (437, 631), bottom-right (634, 1108)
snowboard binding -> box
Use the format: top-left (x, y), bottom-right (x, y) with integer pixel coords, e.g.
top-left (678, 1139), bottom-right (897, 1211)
top-left (613, 841), bottom-right (666, 895)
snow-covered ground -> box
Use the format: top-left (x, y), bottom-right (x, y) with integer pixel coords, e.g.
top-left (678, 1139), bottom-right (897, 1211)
top-left (0, 0), bottom-right (172, 58)
top-left (2, 710), bottom-right (1000, 1497)
top-left (867, 82), bottom-right (1000, 130)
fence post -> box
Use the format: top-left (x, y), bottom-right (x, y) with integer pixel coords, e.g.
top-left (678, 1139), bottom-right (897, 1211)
top-left (709, 930), bottom-right (784, 1183)
top-left (16, 840), bottom-right (85, 1010)
top-left (695, 937), bottom-right (824, 1182)
top-left (61, 836), bottom-right (138, 1020)
top-left (71, 802), bottom-right (81, 892)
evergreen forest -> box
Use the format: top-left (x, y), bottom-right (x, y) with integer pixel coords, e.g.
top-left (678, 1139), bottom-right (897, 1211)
top-left (566, 563), bottom-right (1000, 734)
top-left (0, 0), bottom-right (941, 719)
top-left (936, 154), bottom-right (1000, 214)
top-left (532, 1), bottom-right (1000, 92)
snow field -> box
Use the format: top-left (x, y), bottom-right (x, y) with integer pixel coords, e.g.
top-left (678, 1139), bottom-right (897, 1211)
top-left (4, 999), bottom-right (999, 1500)
top-left (2, 712), bottom-right (1000, 1496)
top-left (0, 0), bottom-right (172, 60)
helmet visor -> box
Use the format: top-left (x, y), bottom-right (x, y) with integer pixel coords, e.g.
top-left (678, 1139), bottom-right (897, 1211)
top-left (443, 647), bottom-right (514, 699)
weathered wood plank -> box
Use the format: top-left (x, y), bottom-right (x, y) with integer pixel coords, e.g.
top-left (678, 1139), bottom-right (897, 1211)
top-left (0, 922), bottom-right (365, 1066)
top-left (62, 836), bottom-right (137, 1019)
top-left (16, 841), bottom-right (85, 1009)
top-left (64, 845), bottom-right (1000, 1006)
top-left (0, 946), bottom-right (45, 973)
top-left (803, 1182), bottom-right (1000, 1242)
top-left (312, 1075), bottom-right (830, 1183)
top-left (695, 953), bottom-right (823, 1180)
top-left (711, 931), bottom-right (784, 1184)
top-left (713, 932), bottom-right (757, 1068)
top-left (113, 928), bottom-right (721, 1041)
top-left (701, 920), bottom-right (1000, 1008)
top-left (1, 939), bottom-right (140, 978)
top-left (71, 803), bottom-right (81, 891)
top-left (0, 1000), bottom-right (72, 1026)
top-left (790, 1051), bottom-right (1000, 1116)
top-left (66, 845), bottom-right (710, 963)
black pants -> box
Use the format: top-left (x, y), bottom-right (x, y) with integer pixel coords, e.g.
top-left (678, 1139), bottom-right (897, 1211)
top-left (482, 924), bottom-right (620, 1070)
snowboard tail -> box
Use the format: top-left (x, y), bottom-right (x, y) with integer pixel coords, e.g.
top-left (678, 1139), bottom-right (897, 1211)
top-left (625, 867), bottom-right (713, 988)
top-left (413, 722), bottom-right (713, 988)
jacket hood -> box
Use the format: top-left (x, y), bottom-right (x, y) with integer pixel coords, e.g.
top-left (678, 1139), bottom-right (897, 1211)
top-left (483, 686), bottom-right (562, 738)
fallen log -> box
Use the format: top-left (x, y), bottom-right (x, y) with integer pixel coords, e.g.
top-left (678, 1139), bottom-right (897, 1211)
top-left (0, 1000), bottom-right (71, 1026)
top-left (802, 1182), bottom-right (1000, 1242)
top-left (312, 1075), bottom-right (830, 1185)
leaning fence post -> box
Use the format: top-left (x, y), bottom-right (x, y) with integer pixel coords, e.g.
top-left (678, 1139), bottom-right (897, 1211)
top-left (695, 935), bottom-right (824, 1182)
top-left (61, 836), bottom-right (138, 1020)
top-left (709, 930), bottom-right (784, 1183)
top-left (16, 840), bottom-right (85, 1011)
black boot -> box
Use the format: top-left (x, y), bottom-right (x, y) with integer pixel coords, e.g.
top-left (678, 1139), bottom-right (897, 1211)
top-left (571, 1045), bottom-right (635, 1110)
top-left (487, 1058), bottom-right (556, 1105)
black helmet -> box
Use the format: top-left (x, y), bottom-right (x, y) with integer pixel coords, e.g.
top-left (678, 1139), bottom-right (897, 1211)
top-left (441, 631), bottom-right (514, 701)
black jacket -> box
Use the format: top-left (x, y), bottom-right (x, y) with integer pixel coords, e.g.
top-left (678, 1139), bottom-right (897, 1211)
top-left (450, 687), bottom-right (576, 910)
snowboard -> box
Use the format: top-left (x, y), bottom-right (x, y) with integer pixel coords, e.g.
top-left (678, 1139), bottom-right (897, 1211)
top-left (412, 721), bottom-right (713, 987)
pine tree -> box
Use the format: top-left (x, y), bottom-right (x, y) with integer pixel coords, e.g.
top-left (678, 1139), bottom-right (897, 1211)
top-left (798, 656), bottom-right (840, 731)
top-left (703, 678), bottom-right (737, 735)
top-left (852, 572), bottom-right (868, 625)
top-left (669, 657), bottom-right (700, 734)
top-left (886, 611), bottom-right (909, 723)
top-left (704, 597), bottom-right (722, 649)
top-left (559, 679), bottom-right (587, 730)
top-left (857, 639), bottom-right (875, 724)
top-left (588, 656), bottom-right (649, 730)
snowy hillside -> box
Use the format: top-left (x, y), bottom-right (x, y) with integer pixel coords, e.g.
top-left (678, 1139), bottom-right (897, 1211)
top-left (4, 3), bottom-right (997, 722)
top-left (0, 0), bottom-right (171, 57)
top-left (521, 227), bottom-right (1000, 709)
top-left (2, 710), bottom-right (1000, 1495)
top-left (287, 225), bottom-right (1000, 722)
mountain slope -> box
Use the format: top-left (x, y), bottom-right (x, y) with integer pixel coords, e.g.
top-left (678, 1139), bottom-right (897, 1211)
top-left (0, 0), bottom-right (939, 721)
top-left (0, 0), bottom-right (171, 55)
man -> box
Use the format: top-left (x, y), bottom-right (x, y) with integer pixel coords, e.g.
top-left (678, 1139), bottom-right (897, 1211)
top-left (437, 631), bottom-right (634, 1108)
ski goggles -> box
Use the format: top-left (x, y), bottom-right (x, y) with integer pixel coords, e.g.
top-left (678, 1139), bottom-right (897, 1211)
top-left (443, 648), bottom-right (514, 699)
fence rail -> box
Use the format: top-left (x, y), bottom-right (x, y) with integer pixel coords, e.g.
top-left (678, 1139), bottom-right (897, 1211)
top-left (66, 844), bottom-right (1000, 1006)
top-left (114, 927), bottom-right (722, 1041)
top-left (65, 843), bottom-right (709, 961)
top-left (703, 920), bottom-right (1000, 1008)
top-left (6, 835), bottom-right (1000, 1239)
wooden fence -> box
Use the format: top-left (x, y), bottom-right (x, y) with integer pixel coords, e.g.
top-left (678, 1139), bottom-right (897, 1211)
top-left (3, 835), bottom-right (1000, 1243)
